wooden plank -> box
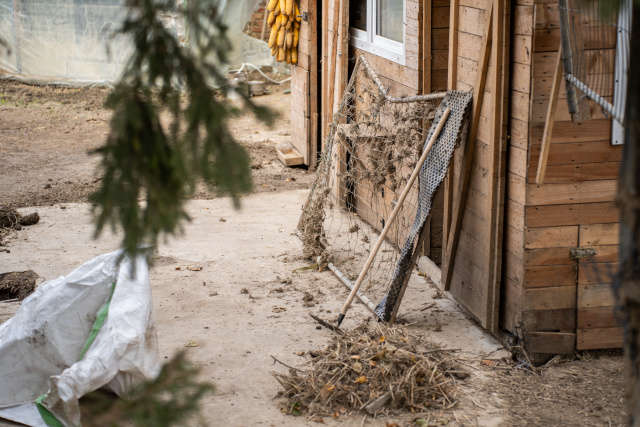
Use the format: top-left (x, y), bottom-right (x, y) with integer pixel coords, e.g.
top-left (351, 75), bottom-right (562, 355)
top-left (511, 63), bottom-right (531, 94)
top-left (525, 286), bottom-right (576, 311)
top-left (525, 225), bottom-right (578, 249)
top-left (578, 306), bottom-right (621, 329)
top-left (579, 223), bottom-right (619, 246)
top-left (527, 180), bottom-right (618, 206)
top-left (512, 35), bottom-right (532, 65)
top-left (448, 0), bottom-right (460, 90)
top-left (527, 162), bottom-right (621, 184)
top-left (578, 262), bottom-right (618, 285)
top-left (509, 117), bottom-right (529, 150)
top-left (526, 332), bottom-right (575, 354)
top-left (578, 244), bottom-right (619, 264)
top-left (530, 97), bottom-right (614, 122)
top-left (526, 202), bottom-right (619, 227)
top-left (443, 0), bottom-right (493, 293)
top-left (535, 48), bottom-right (562, 185)
top-left (486, 0), bottom-right (507, 332)
top-left (513, 5), bottom-right (534, 36)
top-left (523, 308), bottom-right (576, 331)
top-left (501, 275), bottom-right (523, 333)
top-left (529, 141), bottom-right (622, 166)
top-left (578, 283), bottom-right (616, 308)
top-left (532, 49), bottom-right (615, 78)
top-left (507, 172), bottom-right (526, 205)
top-left (290, 67), bottom-right (310, 164)
top-left (524, 247), bottom-right (573, 266)
top-left (577, 327), bottom-right (623, 350)
top-left (534, 28), bottom-right (617, 53)
top-left (422, 0), bottom-right (432, 95)
top-left (326, 0), bottom-right (342, 128)
top-left (524, 264), bottom-right (577, 288)
top-left (530, 120), bottom-right (612, 145)
top-left (458, 5), bottom-right (486, 36)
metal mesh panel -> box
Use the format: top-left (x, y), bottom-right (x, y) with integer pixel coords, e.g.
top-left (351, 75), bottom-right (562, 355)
top-left (558, 0), bottom-right (631, 125)
top-left (297, 55), bottom-right (472, 321)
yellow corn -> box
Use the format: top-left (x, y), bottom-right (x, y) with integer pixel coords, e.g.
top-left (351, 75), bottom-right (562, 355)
top-left (267, 11), bottom-right (276, 26)
top-left (293, 26), bottom-right (299, 47)
top-left (279, 0), bottom-right (286, 18)
top-left (291, 48), bottom-right (298, 64)
top-left (285, 47), bottom-right (292, 64)
top-left (277, 46), bottom-right (285, 62)
top-left (294, 20), bottom-right (300, 29)
top-left (277, 26), bottom-right (286, 47)
top-left (267, 0), bottom-right (278, 11)
top-left (285, 0), bottom-right (294, 16)
top-left (268, 25), bottom-right (278, 48)
top-left (286, 30), bottom-right (294, 48)
top-left (271, 45), bottom-right (278, 56)
top-left (273, 1), bottom-right (280, 15)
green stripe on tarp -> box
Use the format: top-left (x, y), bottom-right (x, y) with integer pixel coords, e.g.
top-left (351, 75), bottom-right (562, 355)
top-left (78, 281), bottom-right (117, 361)
top-left (35, 395), bottom-right (64, 427)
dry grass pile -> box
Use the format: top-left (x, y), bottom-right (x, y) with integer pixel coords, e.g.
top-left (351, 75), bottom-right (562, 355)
top-left (0, 206), bottom-right (40, 242)
top-left (0, 270), bottom-right (38, 301)
top-left (273, 323), bottom-right (464, 417)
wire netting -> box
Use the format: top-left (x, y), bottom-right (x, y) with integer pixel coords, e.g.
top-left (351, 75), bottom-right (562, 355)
top-left (297, 55), bottom-right (471, 321)
top-left (559, 0), bottom-right (631, 124)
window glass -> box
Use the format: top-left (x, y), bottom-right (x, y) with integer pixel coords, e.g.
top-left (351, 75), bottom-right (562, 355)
top-left (349, 0), bottom-right (367, 31)
top-left (376, 0), bottom-right (403, 42)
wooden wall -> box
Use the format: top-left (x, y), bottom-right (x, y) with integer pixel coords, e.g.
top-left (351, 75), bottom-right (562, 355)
top-left (500, 0), bottom-right (624, 353)
top-left (440, 0), bottom-right (510, 333)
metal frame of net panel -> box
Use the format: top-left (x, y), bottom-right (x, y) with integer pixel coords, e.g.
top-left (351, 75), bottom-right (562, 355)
top-left (297, 54), bottom-right (472, 321)
top-left (558, 0), bottom-right (631, 126)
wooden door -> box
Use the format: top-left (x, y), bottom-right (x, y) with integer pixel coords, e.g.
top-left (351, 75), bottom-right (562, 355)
top-left (290, 0), bottom-right (319, 167)
top-left (576, 224), bottom-right (623, 349)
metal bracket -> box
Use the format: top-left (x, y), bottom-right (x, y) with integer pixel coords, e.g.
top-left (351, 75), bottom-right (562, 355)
top-left (570, 247), bottom-right (598, 260)
top-left (297, 11), bottom-right (308, 22)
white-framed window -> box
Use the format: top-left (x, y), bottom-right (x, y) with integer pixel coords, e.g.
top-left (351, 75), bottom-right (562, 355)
top-left (349, 0), bottom-right (405, 65)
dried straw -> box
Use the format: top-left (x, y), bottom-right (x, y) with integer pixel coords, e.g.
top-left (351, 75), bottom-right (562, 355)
top-left (273, 322), bottom-right (464, 417)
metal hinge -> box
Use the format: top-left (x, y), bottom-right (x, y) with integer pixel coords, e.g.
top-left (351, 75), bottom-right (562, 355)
top-left (297, 11), bottom-right (309, 22)
top-left (570, 247), bottom-right (598, 260)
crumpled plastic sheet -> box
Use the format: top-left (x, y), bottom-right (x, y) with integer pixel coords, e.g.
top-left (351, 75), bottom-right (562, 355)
top-left (0, 249), bottom-right (160, 427)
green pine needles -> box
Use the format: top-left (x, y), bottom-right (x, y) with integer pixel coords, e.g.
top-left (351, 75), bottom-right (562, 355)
top-left (91, 0), bottom-right (274, 256)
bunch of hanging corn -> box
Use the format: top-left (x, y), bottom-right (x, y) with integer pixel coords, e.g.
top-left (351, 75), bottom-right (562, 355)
top-left (267, 0), bottom-right (301, 64)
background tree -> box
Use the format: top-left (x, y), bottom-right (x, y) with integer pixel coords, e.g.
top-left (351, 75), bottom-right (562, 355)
top-left (618, 1), bottom-right (640, 424)
top-left (91, 0), bottom-right (274, 257)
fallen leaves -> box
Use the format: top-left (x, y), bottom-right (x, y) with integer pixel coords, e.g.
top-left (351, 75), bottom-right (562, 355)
top-left (185, 341), bottom-right (198, 347)
top-left (272, 307), bottom-right (286, 313)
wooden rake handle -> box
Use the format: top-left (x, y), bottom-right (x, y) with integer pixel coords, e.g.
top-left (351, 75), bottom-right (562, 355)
top-left (336, 107), bottom-right (452, 326)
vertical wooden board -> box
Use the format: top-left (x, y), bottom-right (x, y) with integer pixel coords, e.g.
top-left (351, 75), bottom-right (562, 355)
top-left (501, 276), bottom-right (523, 332)
top-left (577, 327), bottom-right (623, 350)
top-left (290, 67), bottom-right (310, 163)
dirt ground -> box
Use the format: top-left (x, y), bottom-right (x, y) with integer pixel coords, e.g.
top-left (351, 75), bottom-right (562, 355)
top-left (0, 80), bottom-right (628, 426)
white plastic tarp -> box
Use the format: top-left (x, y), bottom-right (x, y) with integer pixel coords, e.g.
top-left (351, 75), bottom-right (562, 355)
top-left (0, 0), bottom-right (275, 86)
top-left (0, 250), bottom-right (160, 427)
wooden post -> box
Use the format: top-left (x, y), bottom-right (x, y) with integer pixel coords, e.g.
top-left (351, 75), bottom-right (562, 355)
top-left (326, 0), bottom-right (342, 130)
top-left (535, 47), bottom-right (563, 185)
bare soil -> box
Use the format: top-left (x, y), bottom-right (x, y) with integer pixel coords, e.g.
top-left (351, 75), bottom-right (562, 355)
top-left (0, 80), bottom-right (627, 426)
top-left (0, 78), bottom-right (311, 209)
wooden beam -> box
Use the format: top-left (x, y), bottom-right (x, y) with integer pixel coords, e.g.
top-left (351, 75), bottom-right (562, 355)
top-left (535, 47), bottom-right (563, 185)
top-left (422, 0), bottom-right (432, 94)
top-left (485, 0), bottom-right (507, 333)
top-left (326, 0), bottom-right (342, 130)
top-left (442, 0), bottom-right (494, 292)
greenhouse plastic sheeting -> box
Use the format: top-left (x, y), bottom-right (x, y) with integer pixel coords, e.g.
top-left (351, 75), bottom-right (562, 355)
top-left (0, 250), bottom-right (160, 427)
top-left (0, 0), bottom-right (274, 86)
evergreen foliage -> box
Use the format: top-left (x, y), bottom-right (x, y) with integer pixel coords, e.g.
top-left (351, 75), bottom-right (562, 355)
top-left (91, 0), bottom-right (274, 257)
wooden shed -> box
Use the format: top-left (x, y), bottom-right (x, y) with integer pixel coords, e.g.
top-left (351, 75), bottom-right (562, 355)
top-left (291, 0), bottom-right (624, 355)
